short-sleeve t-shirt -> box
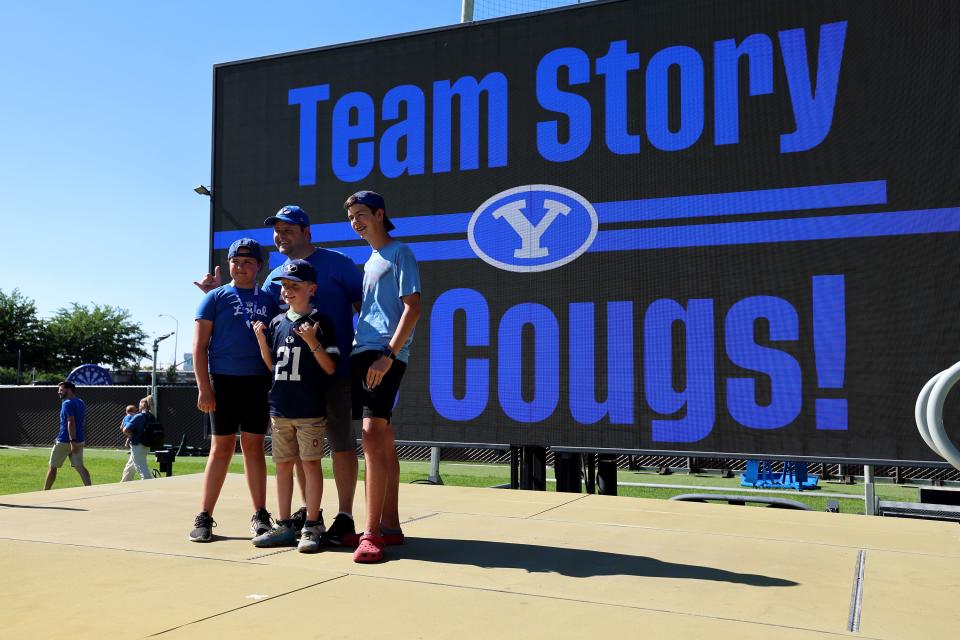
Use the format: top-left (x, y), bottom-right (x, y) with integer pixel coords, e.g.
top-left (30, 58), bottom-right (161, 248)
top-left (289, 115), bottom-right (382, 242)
top-left (196, 285), bottom-right (279, 376)
top-left (122, 412), bottom-right (148, 446)
top-left (264, 310), bottom-right (339, 418)
top-left (262, 248), bottom-right (362, 379)
top-left (352, 240), bottom-right (421, 363)
top-left (57, 397), bottom-right (86, 443)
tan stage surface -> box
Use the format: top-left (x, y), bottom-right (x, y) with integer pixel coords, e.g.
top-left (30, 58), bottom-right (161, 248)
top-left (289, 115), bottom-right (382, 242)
top-left (2, 473), bottom-right (958, 639)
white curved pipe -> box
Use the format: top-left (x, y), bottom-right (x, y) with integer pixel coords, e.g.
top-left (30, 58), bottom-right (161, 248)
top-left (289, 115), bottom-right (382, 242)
top-left (915, 369), bottom-right (946, 456)
top-left (925, 361), bottom-right (960, 470)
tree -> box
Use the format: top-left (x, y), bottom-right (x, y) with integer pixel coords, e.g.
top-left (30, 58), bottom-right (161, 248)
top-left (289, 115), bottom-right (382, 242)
top-left (0, 288), bottom-right (49, 371)
top-left (45, 303), bottom-right (148, 371)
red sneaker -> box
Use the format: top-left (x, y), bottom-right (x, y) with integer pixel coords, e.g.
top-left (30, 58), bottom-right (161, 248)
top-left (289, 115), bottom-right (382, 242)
top-left (353, 532), bottom-right (385, 563)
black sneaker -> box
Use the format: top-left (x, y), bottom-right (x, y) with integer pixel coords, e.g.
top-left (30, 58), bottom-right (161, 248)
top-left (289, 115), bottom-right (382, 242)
top-left (290, 506), bottom-right (307, 539)
top-left (321, 512), bottom-right (359, 547)
top-left (250, 507), bottom-right (273, 536)
top-left (189, 511), bottom-right (216, 542)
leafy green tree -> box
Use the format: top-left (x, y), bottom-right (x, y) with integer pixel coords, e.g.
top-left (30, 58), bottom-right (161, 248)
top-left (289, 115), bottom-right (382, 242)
top-left (0, 288), bottom-right (49, 370)
top-left (45, 303), bottom-right (148, 371)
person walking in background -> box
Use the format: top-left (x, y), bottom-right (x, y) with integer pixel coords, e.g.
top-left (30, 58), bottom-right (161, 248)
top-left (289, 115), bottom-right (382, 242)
top-left (120, 396), bottom-right (154, 482)
top-left (189, 238), bottom-right (279, 542)
top-left (344, 191), bottom-right (421, 563)
top-left (44, 381), bottom-right (91, 490)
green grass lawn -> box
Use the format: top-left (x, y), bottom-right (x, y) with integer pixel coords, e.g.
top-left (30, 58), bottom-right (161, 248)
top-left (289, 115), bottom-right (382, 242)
top-left (0, 446), bottom-right (923, 516)
top-left (0, 447), bottom-right (503, 495)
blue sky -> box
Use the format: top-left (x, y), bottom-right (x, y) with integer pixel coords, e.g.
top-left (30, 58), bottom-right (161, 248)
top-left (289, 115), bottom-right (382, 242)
top-left (0, 0), bottom-right (461, 368)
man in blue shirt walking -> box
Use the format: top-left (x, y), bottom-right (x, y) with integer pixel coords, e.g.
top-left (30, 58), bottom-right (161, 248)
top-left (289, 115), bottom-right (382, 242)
top-left (44, 381), bottom-right (91, 490)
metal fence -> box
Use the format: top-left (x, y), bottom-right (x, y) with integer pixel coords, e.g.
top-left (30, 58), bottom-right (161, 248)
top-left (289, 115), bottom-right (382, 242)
top-left (0, 385), bottom-right (204, 450)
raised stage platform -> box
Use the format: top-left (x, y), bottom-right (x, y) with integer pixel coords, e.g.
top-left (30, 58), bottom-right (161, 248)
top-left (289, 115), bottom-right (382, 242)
top-left (1, 474), bottom-right (958, 638)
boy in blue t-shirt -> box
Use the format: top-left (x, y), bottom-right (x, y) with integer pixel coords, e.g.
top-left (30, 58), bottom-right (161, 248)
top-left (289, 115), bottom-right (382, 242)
top-left (190, 238), bottom-right (280, 543)
top-left (344, 190), bottom-right (421, 563)
top-left (251, 259), bottom-right (339, 554)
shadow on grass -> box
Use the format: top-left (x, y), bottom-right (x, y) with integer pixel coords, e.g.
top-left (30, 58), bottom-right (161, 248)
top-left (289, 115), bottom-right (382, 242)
top-left (395, 537), bottom-right (797, 587)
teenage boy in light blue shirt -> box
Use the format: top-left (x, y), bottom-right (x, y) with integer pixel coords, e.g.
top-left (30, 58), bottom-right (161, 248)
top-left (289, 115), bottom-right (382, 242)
top-left (344, 190), bottom-right (421, 563)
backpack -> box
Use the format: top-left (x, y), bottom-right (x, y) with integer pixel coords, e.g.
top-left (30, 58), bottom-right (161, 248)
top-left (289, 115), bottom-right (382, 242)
top-left (141, 422), bottom-right (164, 451)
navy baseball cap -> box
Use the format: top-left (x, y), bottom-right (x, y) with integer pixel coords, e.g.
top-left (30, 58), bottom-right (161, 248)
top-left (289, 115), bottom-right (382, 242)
top-left (264, 205), bottom-right (311, 227)
top-left (347, 190), bottom-right (395, 231)
top-left (271, 259), bottom-right (317, 283)
top-left (227, 238), bottom-right (263, 262)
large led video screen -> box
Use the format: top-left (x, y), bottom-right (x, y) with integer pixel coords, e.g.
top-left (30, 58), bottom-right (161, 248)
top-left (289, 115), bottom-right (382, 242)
top-left (211, 0), bottom-right (960, 462)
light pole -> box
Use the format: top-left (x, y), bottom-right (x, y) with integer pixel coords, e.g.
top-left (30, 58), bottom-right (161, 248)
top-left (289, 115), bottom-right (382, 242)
top-left (158, 314), bottom-right (179, 369)
top-left (194, 184), bottom-right (213, 275)
top-left (151, 332), bottom-right (173, 418)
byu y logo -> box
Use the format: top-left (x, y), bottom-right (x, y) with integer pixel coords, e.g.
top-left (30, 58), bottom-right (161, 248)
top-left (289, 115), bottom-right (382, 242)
top-left (468, 185), bottom-right (598, 272)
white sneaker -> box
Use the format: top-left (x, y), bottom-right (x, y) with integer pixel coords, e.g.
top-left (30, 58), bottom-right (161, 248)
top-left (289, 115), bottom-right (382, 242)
top-left (298, 515), bottom-right (326, 554)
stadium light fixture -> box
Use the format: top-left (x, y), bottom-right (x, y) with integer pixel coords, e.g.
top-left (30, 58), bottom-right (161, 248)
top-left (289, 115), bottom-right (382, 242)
top-left (151, 332), bottom-right (174, 419)
top-left (193, 184), bottom-right (211, 196)
top-left (158, 314), bottom-right (179, 371)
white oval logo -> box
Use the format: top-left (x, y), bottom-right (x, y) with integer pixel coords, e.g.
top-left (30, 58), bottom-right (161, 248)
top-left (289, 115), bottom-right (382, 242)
top-left (467, 185), bottom-right (598, 272)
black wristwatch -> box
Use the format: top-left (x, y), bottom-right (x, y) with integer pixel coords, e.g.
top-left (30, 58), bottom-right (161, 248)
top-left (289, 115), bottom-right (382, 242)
top-left (381, 346), bottom-right (397, 360)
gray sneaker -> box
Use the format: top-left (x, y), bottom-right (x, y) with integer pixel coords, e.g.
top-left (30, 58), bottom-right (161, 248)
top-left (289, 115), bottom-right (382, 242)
top-left (250, 507), bottom-right (273, 536)
top-left (252, 519), bottom-right (297, 548)
top-left (298, 516), bottom-right (326, 554)
top-left (189, 511), bottom-right (216, 542)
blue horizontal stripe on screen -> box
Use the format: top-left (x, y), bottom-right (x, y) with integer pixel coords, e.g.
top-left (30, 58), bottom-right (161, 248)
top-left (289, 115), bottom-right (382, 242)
top-left (589, 208), bottom-right (960, 252)
top-left (595, 180), bottom-right (887, 223)
top-left (215, 228), bottom-right (275, 248)
top-left (335, 207), bottom-right (959, 264)
top-left (212, 180), bottom-right (887, 249)
top-left (213, 212), bottom-right (473, 248)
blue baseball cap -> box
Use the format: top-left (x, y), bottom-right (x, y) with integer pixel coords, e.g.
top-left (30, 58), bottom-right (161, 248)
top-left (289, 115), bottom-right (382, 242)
top-left (227, 238), bottom-right (263, 262)
top-left (346, 190), bottom-right (394, 231)
top-left (264, 205), bottom-right (311, 227)
top-left (271, 259), bottom-right (317, 283)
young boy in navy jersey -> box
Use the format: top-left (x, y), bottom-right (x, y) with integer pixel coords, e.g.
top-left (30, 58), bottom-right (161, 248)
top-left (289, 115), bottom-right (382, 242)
top-left (251, 259), bottom-right (339, 554)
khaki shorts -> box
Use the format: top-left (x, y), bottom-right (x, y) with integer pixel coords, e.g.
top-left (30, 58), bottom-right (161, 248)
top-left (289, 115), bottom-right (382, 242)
top-left (49, 442), bottom-right (85, 468)
top-left (270, 416), bottom-right (326, 462)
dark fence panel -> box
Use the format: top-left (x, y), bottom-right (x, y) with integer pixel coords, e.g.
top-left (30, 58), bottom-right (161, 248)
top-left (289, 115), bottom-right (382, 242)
top-left (0, 386), bottom-right (206, 450)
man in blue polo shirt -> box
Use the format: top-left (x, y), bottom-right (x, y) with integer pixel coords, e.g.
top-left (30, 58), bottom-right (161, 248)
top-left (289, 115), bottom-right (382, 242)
top-left (44, 381), bottom-right (91, 490)
top-left (260, 205), bottom-right (364, 545)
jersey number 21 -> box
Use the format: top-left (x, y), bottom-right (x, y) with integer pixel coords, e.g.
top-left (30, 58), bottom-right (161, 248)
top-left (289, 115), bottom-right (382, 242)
top-left (275, 346), bottom-right (302, 381)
